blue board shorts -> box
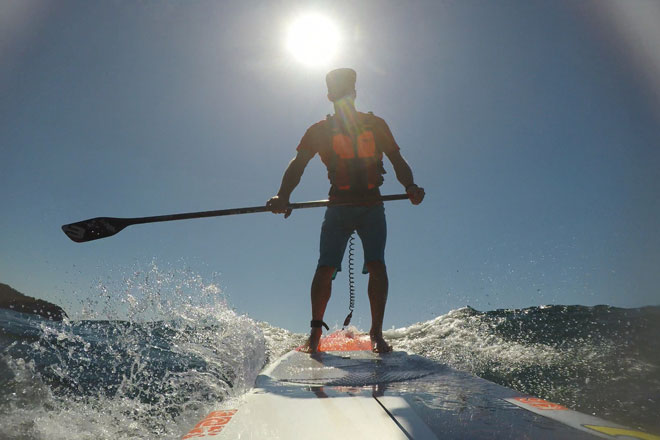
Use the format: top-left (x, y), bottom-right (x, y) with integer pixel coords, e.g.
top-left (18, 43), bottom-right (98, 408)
top-left (317, 204), bottom-right (387, 274)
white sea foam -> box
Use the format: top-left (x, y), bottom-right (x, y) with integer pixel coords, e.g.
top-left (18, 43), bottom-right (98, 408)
top-left (0, 265), bottom-right (273, 440)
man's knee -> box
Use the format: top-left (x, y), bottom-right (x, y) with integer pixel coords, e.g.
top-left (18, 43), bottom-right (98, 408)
top-left (366, 261), bottom-right (387, 279)
top-left (313, 265), bottom-right (336, 284)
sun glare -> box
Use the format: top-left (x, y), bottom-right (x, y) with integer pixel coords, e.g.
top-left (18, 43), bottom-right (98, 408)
top-left (286, 14), bottom-right (340, 67)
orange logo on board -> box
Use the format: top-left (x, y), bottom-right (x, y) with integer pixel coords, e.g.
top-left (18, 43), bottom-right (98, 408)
top-left (513, 397), bottom-right (568, 411)
top-left (182, 410), bottom-right (237, 439)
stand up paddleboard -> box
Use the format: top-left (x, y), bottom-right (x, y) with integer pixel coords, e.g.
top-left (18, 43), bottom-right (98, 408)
top-left (183, 330), bottom-right (659, 440)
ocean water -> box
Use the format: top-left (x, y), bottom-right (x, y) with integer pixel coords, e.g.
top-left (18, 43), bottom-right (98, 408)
top-left (1, 274), bottom-right (658, 439)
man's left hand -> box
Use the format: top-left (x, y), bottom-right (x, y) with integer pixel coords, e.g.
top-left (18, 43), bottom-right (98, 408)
top-left (266, 195), bottom-right (293, 218)
top-left (407, 185), bottom-right (425, 205)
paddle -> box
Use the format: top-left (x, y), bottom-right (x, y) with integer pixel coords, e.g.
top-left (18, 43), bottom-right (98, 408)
top-left (61, 194), bottom-right (410, 243)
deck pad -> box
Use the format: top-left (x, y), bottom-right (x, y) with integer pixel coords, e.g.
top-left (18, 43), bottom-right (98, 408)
top-left (296, 329), bottom-right (373, 352)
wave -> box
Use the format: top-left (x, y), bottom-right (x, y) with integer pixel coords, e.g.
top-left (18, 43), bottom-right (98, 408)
top-left (1, 267), bottom-right (657, 438)
top-left (386, 305), bottom-right (660, 432)
top-left (0, 305), bottom-right (269, 439)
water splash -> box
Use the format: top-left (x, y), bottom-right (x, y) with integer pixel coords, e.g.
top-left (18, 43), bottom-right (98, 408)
top-left (0, 264), bottom-right (272, 440)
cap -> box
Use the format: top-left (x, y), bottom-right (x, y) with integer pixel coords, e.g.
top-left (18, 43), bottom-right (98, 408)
top-left (326, 68), bottom-right (357, 101)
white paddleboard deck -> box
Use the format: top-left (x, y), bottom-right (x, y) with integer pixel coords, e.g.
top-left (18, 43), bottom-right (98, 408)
top-left (183, 331), bottom-right (659, 440)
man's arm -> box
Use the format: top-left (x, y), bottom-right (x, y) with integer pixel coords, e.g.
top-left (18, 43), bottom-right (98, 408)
top-left (267, 149), bottom-right (315, 217)
top-left (276, 149), bottom-right (315, 200)
top-left (386, 150), bottom-right (425, 205)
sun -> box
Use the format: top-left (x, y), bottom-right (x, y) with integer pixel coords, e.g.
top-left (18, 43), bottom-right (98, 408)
top-left (286, 13), bottom-right (340, 67)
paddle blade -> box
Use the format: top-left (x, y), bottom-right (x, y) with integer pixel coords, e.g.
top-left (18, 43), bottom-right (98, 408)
top-left (61, 217), bottom-right (129, 243)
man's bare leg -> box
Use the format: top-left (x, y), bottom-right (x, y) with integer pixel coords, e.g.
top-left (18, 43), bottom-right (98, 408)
top-left (301, 266), bottom-right (335, 353)
top-left (366, 261), bottom-right (392, 353)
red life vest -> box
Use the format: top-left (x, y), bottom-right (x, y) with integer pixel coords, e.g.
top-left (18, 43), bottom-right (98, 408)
top-left (324, 112), bottom-right (386, 195)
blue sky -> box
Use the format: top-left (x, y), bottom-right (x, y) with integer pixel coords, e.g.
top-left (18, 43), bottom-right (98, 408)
top-left (1, 0), bottom-right (659, 332)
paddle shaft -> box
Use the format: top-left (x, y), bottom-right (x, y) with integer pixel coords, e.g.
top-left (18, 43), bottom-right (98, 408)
top-left (126, 193), bottom-right (408, 225)
top-left (62, 194), bottom-right (410, 243)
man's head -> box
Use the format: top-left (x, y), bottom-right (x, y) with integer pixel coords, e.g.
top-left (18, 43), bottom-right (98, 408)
top-left (326, 68), bottom-right (357, 102)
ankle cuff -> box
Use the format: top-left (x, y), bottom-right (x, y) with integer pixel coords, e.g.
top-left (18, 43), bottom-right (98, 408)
top-left (310, 320), bottom-right (329, 330)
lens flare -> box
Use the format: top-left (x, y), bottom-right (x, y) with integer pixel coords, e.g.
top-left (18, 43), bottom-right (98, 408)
top-left (286, 14), bottom-right (340, 67)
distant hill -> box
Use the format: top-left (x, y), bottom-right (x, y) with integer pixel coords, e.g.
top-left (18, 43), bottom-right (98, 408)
top-left (0, 283), bottom-right (67, 320)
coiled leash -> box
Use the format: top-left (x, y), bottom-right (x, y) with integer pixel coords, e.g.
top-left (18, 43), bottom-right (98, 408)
top-left (342, 232), bottom-right (356, 329)
top-left (311, 231), bottom-right (357, 332)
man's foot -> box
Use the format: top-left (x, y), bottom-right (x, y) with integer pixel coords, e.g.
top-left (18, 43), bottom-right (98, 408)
top-left (300, 327), bottom-right (323, 354)
top-left (370, 333), bottom-right (392, 353)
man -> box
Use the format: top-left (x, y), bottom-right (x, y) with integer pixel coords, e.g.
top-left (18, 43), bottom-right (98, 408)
top-left (267, 68), bottom-right (424, 353)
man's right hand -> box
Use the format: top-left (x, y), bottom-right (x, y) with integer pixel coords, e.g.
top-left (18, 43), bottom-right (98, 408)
top-left (266, 195), bottom-right (293, 219)
top-left (406, 185), bottom-right (425, 205)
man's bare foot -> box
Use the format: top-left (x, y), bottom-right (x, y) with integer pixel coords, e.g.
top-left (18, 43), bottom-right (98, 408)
top-left (370, 333), bottom-right (392, 353)
top-left (300, 327), bottom-right (323, 354)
